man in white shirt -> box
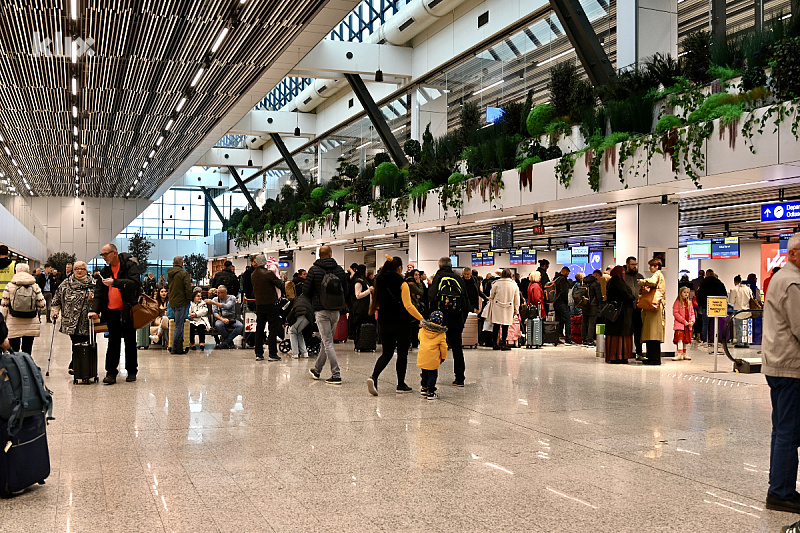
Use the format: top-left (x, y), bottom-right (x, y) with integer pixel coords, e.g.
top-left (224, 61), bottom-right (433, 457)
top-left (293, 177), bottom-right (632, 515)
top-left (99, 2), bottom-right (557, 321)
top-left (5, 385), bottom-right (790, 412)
top-left (727, 275), bottom-right (753, 348)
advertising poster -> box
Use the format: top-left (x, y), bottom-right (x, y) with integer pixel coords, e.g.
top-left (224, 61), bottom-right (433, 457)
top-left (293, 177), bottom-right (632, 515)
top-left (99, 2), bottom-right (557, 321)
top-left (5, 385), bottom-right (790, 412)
top-left (761, 242), bottom-right (787, 288)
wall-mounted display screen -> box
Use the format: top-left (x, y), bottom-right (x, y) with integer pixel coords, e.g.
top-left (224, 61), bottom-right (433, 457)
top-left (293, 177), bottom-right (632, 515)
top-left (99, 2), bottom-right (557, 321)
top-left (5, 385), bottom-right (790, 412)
top-left (712, 237), bottom-right (739, 259)
top-left (687, 237), bottom-right (740, 259)
top-left (510, 249), bottom-right (537, 265)
top-left (491, 223), bottom-right (514, 249)
top-left (781, 233), bottom-right (796, 254)
top-left (556, 249), bottom-right (572, 264)
top-left (571, 245), bottom-right (589, 262)
top-left (686, 239), bottom-right (712, 259)
top-left (471, 252), bottom-right (495, 267)
top-left (450, 255), bottom-right (459, 268)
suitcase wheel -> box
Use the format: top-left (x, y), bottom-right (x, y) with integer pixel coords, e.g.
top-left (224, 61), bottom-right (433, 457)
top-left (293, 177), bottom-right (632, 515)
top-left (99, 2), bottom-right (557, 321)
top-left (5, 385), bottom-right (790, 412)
top-left (94, 377), bottom-right (99, 383)
top-left (73, 379), bottom-right (78, 385)
top-left (279, 340), bottom-right (291, 354)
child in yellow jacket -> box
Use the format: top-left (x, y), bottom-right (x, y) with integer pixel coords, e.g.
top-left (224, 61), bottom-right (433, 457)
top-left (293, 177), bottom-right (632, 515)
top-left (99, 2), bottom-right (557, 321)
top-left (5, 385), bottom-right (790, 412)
top-left (417, 310), bottom-right (448, 400)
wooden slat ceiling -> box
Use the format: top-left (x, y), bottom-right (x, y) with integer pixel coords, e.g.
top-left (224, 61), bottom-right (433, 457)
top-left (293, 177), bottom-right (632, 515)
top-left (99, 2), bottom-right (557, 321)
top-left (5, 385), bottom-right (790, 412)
top-left (0, 0), bottom-right (327, 198)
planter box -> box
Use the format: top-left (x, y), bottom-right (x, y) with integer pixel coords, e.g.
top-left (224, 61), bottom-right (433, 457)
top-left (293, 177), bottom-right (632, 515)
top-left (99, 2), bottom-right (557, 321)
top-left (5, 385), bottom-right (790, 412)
top-left (707, 108), bottom-right (778, 176)
top-left (600, 142), bottom-right (645, 192)
top-left (779, 104), bottom-right (800, 165)
top-left (407, 191), bottom-right (443, 225)
top-left (521, 159), bottom-right (557, 205)
top-left (460, 175), bottom-right (507, 217)
top-left (556, 152), bottom-right (595, 200)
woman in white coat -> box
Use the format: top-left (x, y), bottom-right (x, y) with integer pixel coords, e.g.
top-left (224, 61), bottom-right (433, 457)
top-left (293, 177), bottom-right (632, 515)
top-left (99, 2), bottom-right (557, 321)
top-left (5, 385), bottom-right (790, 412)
top-left (486, 269), bottom-right (520, 351)
top-left (188, 291), bottom-right (211, 350)
top-left (0, 263), bottom-right (47, 356)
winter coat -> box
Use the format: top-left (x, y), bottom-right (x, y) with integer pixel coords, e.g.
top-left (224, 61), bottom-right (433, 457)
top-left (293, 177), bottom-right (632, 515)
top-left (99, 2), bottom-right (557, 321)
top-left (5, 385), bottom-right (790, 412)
top-left (486, 278), bottom-right (520, 326)
top-left (728, 284), bottom-right (754, 319)
top-left (0, 272), bottom-right (47, 338)
top-left (189, 300), bottom-right (210, 329)
top-left (605, 276), bottom-right (635, 337)
top-left (351, 278), bottom-right (372, 320)
top-left (0, 258), bottom-right (15, 293)
top-left (640, 270), bottom-right (666, 343)
top-left (92, 253), bottom-right (143, 322)
top-left (142, 275), bottom-right (157, 297)
top-left (306, 257), bottom-right (349, 312)
top-left (554, 274), bottom-right (571, 304)
top-left (527, 281), bottom-right (545, 318)
top-left (763, 261), bottom-right (800, 379)
top-left (672, 298), bottom-right (696, 331)
top-left (167, 266), bottom-right (193, 308)
top-left (416, 320), bottom-right (448, 370)
top-left (251, 266), bottom-right (284, 306)
top-left (51, 274), bottom-right (94, 336)
top-left (428, 266), bottom-right (469, 319)
top-left (696, 276), bottom-right (727, 308)
top-left (286, 294), bottom-right (314, 327)
top-left (35, 271), bottom-right (54, 293)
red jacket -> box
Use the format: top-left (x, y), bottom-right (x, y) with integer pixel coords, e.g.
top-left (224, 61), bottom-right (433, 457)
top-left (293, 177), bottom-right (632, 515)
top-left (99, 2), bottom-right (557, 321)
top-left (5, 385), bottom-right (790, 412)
top-left (527, 282), bottom-right (545, 317)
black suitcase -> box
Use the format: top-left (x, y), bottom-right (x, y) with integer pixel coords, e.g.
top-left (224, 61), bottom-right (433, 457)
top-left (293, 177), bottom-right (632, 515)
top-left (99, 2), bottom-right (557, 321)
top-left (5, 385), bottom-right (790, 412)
top-left (73, 322), bottom-right (99, 384)
top-left (0, 413), bottom-right (50, 497)
top-left (543, 321), bottom-right (560, 346)
top-left (355, 323), bottom-right (377, 352)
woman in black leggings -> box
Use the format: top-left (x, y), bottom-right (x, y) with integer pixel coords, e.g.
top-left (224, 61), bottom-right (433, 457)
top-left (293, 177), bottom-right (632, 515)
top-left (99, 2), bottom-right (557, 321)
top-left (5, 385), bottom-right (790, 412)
top-left (366, 257), bottom-right (423, 396)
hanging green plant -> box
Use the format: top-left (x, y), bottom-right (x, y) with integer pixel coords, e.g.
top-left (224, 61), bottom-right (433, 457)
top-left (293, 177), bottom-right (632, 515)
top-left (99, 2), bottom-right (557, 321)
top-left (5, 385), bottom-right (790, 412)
top-left (369, 197), bottom-right (394, 226)
top-left (554, 153), bottom-right (577, 188)
top-left (526, 104), bottom-right (554, 137)
top-left (656, 115), bottom-right (684, 134)
top-left (447, 172), bottom-right (466, 184)
top-left (310, 187), bottom-right (325, 200)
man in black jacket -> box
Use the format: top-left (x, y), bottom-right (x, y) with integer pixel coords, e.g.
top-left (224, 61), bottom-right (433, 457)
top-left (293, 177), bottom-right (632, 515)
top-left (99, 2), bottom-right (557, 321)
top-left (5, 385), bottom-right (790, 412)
top-left (251, 255), bottom-right (286, 361)
top-left (462, 268), bottom-right (480, 314)
top-left (212, 261), bottom-right (240, 297)
top-left (553, 267), bottom-right (574, 345)
top-left (306, 246), bottom-right (349, 384)
top-left (241, 255), bottom-right (257, 302)
top-left (35, 264), bottom-right (55, 322)
top-left (582, 271), bottom-right (603, 346)
top-left (88, 244), bottom-right (142, 384)
top-left (429, 257), bottom-right (469, 386)
top-left (537, 259), bottom-right (551, 312)
top-left (696, 269), bottom-right (727, 344)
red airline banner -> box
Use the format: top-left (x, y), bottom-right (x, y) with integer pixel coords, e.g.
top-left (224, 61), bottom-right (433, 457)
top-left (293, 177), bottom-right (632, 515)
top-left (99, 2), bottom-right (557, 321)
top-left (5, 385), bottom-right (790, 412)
top-left (761, 243), bottom-right (788, 290)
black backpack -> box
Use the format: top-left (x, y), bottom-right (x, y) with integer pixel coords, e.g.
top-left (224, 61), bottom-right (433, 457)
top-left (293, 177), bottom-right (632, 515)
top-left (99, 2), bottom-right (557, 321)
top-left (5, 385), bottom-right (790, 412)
top-left (436, 275), bottom-right (464, 313)
top-left (320, 272), bottom-right (346, 310)
top-left (573, 285), bottom-right (589, 309)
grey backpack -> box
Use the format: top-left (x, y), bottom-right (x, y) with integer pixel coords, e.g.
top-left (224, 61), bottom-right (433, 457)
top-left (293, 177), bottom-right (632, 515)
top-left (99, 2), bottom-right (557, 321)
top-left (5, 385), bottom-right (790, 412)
top-left (0, 351), bottom-right (54, 436)
top-left (10, 284), bottom-right (37, 318)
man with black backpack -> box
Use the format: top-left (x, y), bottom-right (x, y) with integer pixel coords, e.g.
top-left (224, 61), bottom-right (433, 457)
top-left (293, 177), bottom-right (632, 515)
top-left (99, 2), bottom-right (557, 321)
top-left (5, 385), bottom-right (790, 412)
top-left (428, 257), bottom-right (469, 387)
top-left (306, 246), bottom-right (349, 385)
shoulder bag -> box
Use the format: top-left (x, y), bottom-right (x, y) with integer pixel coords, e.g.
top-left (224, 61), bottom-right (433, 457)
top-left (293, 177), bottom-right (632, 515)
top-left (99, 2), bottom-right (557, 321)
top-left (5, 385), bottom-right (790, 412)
top-left (599, 301), bottom-right (620, 322)
top-left (131, 293), bottom-right (160, 329)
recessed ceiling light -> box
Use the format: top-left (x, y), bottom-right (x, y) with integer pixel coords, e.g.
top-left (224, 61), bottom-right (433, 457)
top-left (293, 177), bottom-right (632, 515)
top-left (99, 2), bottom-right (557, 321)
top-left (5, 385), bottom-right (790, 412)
top-left (72, 106), bottom-right (78, 118)
top-left (142, 161), bottom-right (149, 169)
top-left (73, 125), bottom-right (78, 136)
top-left (2, 146), bottom-right (9, 156)
top-left (71, 77), bottom-right (77, 95)
top-left (190, 68), bottom-right (204, 87)
top-left (211, 27), bottom-right (229, 53)
top-left (73, 141), bottom-right (78, 150)
top-left (148, 149), bottom-right (155, 159)
top-left (165, 119), bottom-right (175, 131)
top-left (175, 97), bottom-right (187, 112)
top-left (156, 136), bottom-right (164, 146)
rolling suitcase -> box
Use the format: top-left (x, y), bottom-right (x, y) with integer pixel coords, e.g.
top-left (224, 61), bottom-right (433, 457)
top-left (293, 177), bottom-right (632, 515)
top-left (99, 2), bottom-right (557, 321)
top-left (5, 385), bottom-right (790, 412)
top-left (0, 412), bottom-right (50, 497)
top-left (462, 313), bottom-right (479, 348)
top-left (526, 318), bottom-right (543, 348)
top-left (168, 319), bottom-right (191, 353)
top-left (571, 315), bottom-right (582, 344)
top-left (136, 326), bottom-right (150, 349)
top-left (543, 321), bottom-right (560, 346)
top-left (355, 323), bottom-right (377, 352)
top-left (505, 315), bottom-right (522, 347)
top-left (73, 321), bottom-right (99, 384)
top-left (334, 314), bottom-right (349, 343)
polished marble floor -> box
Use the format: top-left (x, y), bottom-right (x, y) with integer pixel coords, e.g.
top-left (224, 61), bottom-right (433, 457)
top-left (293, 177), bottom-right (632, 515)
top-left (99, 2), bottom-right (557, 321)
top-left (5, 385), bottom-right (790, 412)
top-left (3, 324), bottom-right (792, 532)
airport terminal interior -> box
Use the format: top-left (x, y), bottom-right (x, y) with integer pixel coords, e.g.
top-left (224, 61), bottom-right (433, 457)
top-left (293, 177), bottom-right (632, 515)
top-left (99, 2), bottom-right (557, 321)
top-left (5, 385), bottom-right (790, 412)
top-left (2, 0), bottom-right (800, 530)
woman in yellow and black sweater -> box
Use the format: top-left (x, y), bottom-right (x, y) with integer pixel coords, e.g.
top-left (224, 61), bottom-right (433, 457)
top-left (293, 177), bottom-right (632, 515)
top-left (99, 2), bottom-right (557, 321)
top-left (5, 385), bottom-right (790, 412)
top-left (367, 256), bottom-right (424, 396)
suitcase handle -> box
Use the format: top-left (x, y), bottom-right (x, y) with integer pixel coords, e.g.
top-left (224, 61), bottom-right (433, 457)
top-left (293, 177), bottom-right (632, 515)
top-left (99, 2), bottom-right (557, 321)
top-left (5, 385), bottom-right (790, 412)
top-left (89, 318), bottom-right (97, 347)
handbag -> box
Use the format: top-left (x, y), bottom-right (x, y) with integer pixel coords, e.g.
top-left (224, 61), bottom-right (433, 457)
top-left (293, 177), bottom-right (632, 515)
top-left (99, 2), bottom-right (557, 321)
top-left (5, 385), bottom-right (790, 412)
top-left (131, 293), bottom-right (160, 329)
top-left (749, 296), bottom-right (762, 310)
top-left (637, 286), bottom-right (660, 311)
top-left (525, 305), bottom-right (539, 320)
top-left (599, 301), bottom-right (620, 322)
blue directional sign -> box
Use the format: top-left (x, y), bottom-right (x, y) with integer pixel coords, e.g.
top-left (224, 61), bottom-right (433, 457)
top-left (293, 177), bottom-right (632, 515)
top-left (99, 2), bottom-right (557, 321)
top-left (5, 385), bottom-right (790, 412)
top-left (762, 201), bottom-right (800, 222)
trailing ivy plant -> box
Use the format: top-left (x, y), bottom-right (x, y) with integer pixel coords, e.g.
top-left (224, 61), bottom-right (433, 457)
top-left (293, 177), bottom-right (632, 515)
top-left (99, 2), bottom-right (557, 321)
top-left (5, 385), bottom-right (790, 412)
top-left (554, 153), bottom-right (577, 188)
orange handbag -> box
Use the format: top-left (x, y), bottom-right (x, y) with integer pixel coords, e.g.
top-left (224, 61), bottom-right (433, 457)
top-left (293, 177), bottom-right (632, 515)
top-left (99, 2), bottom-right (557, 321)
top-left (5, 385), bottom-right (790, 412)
top-left (637, 286), bottom-right (660, 311)
top-left (130, 294), bottom-right (160, 329)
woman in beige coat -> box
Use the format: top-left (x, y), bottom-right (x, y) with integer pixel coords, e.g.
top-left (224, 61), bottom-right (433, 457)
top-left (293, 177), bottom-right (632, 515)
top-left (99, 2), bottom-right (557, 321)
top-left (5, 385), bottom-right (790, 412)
top-left (0, 263), bottom-right (47, 356)
top-left (638, 258), bottom-right (666, 365)
top-left (486, 269), bottom-right (520, 351)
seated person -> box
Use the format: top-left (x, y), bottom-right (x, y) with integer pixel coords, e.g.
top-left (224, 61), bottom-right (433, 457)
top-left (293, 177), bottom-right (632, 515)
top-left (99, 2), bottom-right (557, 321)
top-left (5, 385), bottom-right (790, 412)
top-left (204, 285), bottom-right (242, 349)
top-left (149, 287), bottom-right (170, 344)
top-left (189, 290), bottom-right (210, 350)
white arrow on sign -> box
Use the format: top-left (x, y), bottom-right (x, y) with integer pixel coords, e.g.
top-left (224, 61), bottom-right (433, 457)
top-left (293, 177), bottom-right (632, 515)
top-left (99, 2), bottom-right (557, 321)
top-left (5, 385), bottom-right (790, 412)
top-left (764, 208), bottom-right (772, 217)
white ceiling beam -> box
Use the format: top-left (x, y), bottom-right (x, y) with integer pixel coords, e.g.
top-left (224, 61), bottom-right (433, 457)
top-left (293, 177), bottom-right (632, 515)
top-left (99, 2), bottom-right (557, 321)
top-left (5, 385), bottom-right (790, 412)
top-left (291, 40), bottom-right (413, 81)
top-left (229, 111), bottom-right (318, 137)
top-left (195, 148), bottom-right (264, 168)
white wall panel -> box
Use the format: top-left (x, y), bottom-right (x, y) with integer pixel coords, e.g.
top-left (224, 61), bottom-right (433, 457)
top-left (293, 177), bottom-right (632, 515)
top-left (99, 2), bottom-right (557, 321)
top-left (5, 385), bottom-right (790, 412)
top-left (60, 208), bottom-right (74, 243)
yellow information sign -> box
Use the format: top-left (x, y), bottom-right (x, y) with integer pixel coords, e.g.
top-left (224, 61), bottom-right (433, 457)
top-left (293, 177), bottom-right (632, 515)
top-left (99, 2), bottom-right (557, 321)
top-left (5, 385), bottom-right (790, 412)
top-left (707, 296), bottom-right (728, 317)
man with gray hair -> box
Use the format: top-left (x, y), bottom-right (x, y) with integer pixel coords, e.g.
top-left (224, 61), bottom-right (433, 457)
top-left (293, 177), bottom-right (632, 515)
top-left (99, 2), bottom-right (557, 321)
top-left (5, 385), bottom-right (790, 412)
top-left (428, 257), bottom-right (469, 386)
top-left (167, 255), bottom-right (193, 354)
top-left (205, 285), bottom-right (242, 349)
top-left (763, 233), bottom-right (800, 515)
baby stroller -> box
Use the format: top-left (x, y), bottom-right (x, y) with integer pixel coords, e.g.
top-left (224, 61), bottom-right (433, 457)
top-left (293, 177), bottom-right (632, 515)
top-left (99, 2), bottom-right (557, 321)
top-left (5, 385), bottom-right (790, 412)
top-left (279, 320), bottom-right (321, 356)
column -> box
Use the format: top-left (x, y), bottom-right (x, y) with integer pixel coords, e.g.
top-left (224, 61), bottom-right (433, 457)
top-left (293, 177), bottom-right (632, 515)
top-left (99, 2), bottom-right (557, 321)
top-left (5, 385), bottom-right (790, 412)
top-left (616, 203), bottom-right (679, 355)
top-left (409, 231), bottom-right (449, 276)
top-left (617, 0), bottom-right (678, 70)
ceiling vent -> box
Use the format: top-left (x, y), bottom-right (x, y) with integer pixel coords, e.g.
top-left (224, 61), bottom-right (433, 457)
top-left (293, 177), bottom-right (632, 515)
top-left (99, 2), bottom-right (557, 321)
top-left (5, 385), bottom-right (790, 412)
top-left (398, 18), bottom-right (415, 32)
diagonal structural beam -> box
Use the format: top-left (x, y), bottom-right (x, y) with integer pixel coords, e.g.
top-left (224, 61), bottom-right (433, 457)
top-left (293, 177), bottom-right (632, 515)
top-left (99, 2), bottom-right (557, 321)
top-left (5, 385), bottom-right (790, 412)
top-left (227, 166), bottom-right (260, 211)
top-left (269, 133), bottom-right (310, 193)
top-left (200, 186), bottom-right (227, 227)
top-left (548, 0), bottom-right (618, 89)
top-left (344, 73), bottom-right (409, 168)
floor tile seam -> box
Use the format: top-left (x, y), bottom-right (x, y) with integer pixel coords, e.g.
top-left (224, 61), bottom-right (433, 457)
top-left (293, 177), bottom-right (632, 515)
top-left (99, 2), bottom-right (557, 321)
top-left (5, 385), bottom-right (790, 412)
top-left (434, 400), bottom-right (769, 504)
